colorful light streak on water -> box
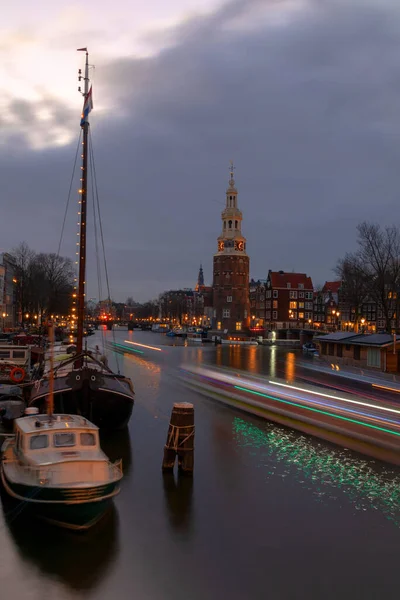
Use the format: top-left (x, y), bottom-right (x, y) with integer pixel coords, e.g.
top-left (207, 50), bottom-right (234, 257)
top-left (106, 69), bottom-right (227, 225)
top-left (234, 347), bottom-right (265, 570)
top-left (234, 385), bottom-right (400, 438)
top-left (124, 340), bottom-right (162, 352)
top-left (233, 417), bottom-right (400, 527)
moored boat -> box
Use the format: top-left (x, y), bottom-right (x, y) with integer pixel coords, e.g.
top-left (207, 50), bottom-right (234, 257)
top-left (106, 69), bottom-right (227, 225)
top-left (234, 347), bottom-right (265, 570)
top-left (29, 48), bottom-right (135, 430)
top-left (1, 410), bottom-right (123, 530)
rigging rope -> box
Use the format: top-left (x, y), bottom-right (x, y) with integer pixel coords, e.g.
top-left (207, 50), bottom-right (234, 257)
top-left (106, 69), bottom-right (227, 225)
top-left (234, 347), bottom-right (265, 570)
top-left (57, 131), bottom-right (82, 257)
top-left (88, 130), bottom-right (121, 374)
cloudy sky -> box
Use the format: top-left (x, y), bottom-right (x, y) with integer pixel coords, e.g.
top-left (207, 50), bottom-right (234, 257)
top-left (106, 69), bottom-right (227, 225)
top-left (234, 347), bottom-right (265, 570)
top-left (2, 0), bottom-right (400, 301)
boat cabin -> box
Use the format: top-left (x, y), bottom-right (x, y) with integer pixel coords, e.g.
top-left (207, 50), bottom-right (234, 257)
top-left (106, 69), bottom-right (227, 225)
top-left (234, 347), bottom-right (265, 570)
top-left (14, 414), bottom-right (101, 463)
top-left (0, 345), bottom-right (31, 366)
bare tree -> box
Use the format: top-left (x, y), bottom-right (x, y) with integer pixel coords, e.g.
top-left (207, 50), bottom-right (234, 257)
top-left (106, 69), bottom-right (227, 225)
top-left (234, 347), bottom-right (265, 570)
top-left (357, 222), bottom-right (400, 332)
top-left (337, 222), bottom-right (400, 333)
top-left (335, 253), bottom-right (368, 332)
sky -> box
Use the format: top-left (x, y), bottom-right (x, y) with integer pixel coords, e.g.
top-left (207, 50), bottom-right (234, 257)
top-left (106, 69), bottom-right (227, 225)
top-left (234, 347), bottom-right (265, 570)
top-left (2, 0), bottom-right (400, 302)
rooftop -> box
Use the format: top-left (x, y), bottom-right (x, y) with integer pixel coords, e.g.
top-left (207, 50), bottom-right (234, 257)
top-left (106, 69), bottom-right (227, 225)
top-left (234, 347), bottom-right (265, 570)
top-left (322, 281), bottom-right (341, 294)
top-left (268, 270), bottom-right (313, 289)
top-left (316, 333), bottom-right (400, 347)
top-left (16, 414), bottom-right (98, 434)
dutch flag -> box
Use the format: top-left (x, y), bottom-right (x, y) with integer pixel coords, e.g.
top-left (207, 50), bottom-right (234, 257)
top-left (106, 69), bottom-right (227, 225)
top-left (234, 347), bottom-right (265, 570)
top-left (80, 86), bottom-right (93, 126)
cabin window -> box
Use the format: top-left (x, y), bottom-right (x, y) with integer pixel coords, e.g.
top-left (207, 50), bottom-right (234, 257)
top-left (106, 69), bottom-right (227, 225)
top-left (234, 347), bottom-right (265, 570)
top-left (80, 433), bottom-right (96, 446)
top-left (30, 434), bottom-right (49, 450)
top-left (13, 351), bottom-right (26, 359)
top-left (0, 351), bottom-right (11, 358)
top-left (54, 433), bottom-right (76, 447)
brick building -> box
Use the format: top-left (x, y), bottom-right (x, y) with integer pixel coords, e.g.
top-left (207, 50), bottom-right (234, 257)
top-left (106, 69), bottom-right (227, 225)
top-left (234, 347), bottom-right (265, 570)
top-left (212, 164), bottom-right (250, 333)
top-left (249, 278), bottom-right (266, 330)
top-left (265, 270), bottom-right (314, 329)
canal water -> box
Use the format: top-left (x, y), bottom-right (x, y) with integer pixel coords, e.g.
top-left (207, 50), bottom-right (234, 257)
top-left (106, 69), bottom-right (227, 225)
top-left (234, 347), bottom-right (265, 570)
top-left (1, 330), bottom-right (399, 599)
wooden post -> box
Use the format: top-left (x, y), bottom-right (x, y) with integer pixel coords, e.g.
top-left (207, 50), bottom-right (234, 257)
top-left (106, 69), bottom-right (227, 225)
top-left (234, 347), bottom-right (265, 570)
top-left (162, 402), bottom-right (195, 473)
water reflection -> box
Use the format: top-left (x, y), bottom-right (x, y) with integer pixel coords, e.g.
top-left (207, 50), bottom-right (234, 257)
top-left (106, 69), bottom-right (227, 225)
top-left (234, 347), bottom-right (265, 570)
top-left (2, 497), bottom-right (119, 591)
top-left (100, 427), bottom-right (133, 478)
top-left (285, 352), bottom-right (295, 382)
top-left (162, 473), bottom-right (194, 535)
top-left (233, 417), bottom-right (400, 526)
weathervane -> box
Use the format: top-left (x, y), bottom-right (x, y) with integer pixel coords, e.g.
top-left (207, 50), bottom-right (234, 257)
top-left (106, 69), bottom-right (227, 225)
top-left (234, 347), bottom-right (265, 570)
top-left (229, 160), bottom-right (236, 185)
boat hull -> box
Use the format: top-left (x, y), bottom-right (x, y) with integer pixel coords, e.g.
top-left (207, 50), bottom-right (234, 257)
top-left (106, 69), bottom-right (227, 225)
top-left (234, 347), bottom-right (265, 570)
top-left (29, 368), bottom-right (134, 430)
top-left (1, 468), bottom-right (119, 530)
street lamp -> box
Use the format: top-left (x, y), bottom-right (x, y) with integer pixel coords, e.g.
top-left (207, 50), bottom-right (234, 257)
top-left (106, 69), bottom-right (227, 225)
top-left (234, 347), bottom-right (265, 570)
top-left (2, 312), bottom-right (6, 331)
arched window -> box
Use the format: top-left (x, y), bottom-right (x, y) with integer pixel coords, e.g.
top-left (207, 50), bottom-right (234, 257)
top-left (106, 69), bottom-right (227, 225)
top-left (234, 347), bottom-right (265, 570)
top-left (223, 221), bottom-right (226, 229)
top-left (235, 220), bottom-right (238, 229)
top-left (228, 220), bottom-right (232, 228)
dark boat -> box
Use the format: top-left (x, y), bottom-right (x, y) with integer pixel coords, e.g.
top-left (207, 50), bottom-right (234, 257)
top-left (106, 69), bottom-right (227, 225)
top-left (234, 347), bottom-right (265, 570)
top-left (1, 411), bottom-right (123, 530)
top-left (29, 353), bottom-right (134, 430)
top-left (28, 49), bottom-right (134, 430)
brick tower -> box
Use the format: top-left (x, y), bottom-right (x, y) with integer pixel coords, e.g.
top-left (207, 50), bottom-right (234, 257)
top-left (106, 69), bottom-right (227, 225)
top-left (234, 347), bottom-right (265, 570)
top-left (212, 163), bottom-right (250, 333)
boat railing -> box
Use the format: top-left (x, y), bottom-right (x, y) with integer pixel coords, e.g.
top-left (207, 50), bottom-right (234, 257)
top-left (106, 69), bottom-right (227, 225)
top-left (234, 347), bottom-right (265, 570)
top-left (4, 457), bottom-right (123, 486)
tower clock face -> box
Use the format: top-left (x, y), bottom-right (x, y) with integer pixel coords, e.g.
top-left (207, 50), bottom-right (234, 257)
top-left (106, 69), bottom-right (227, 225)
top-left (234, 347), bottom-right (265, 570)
top-left (235, 240), bottom-right (244, 251)
top-left (218, 241), bottom-right (224, 251)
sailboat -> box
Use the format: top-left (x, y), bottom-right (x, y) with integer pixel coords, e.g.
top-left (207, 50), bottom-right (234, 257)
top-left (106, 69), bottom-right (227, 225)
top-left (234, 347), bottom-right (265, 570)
top-left (29, 49), bottom-right (135, 430)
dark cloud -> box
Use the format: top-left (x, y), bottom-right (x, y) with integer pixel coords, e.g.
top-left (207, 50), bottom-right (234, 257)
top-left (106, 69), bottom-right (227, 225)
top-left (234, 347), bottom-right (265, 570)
top-left (2, 0), bottom-right (400, 301)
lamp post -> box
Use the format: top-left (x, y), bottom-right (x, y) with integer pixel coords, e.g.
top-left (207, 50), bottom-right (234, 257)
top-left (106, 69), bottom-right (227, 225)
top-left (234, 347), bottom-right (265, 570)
top-left (2, 312), bottom-right (6, 331)
top-left (361, 317), bottom-right (365, 333)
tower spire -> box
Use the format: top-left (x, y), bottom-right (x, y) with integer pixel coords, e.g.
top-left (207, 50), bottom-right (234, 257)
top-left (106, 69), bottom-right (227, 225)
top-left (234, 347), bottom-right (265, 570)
top-left (196, 263), bottom-right (205, 291)
top-left (229, 160), bottom-right (235, 187)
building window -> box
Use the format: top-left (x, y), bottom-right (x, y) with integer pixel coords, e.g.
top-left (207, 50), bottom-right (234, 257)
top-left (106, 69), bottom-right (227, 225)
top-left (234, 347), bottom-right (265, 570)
top-left (289, 301), bottom-right (297, 309)
top-left (273, 300), bottom-right (278, 309)
top-left (228, 220), bottom-right (232, 228)
top-left (273, 290), bottom-right (278, 298)
top-left (305, 292), bottom-right (313, 300)
top-left (266, 311), bottom-right (271, 320)
top-left (299, 302), bottom-right (304, 309)
top-left (299, 292), bottom-right (304, 299)
top-left (367, 348), bottom-right (381, 368)
top-left (305, 312), bottom-right (312, 320)
top-left (299, 283), bottom-right (304, 289)
top-left (223, 221), bottom-right (226, 229)
top-left (272, 311), bottom-right (277, 319)
top-left (287, 283), bottom-right (291, 289)
top-left (289, 311), bottom-right (297, 319)
top-left (305, 302), bottom-right (313, 310)
top-left (244, 310), bottom-right (247, 318)
top-left (266, 290), bottom-right (271, 299)
top-left (298, 312), bottom-right (304, 319)
top-left (266, 301), bottom-right (271, 309)
top-left (217, 321), bottom-right (222, 330)
top-left (235, 220), bottom-right (238, 228)
top-left (223, 309), bottom-right (230, 318)
top-left (227, 296), bottom-right (232, 302)
top-left (235, 322), bottom-right (242, 331)
top-left (289, 291), bottom-right (297, 299)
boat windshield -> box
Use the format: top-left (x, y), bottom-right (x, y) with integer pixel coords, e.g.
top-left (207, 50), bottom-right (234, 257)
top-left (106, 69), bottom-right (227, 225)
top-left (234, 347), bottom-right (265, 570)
top-left (54, 433), bottom-right (76, 447)
top-left (80, 432), bottom-right (96, 446)
top-left (30, 434), bottom-right (49, 450)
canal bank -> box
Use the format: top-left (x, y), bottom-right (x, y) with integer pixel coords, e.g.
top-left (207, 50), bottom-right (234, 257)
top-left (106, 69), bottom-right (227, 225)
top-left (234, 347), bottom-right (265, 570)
top-left (1, 329), bottom-right (400, 600)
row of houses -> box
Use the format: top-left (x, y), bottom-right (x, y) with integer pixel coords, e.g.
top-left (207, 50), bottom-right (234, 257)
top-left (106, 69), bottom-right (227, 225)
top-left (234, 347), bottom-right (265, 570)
top-left (250, 271), bottom-right (385, 333)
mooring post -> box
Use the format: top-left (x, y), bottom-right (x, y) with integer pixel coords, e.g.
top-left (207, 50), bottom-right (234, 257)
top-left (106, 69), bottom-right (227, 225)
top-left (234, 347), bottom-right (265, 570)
top-left (162, 402), bottom-right (195, 473)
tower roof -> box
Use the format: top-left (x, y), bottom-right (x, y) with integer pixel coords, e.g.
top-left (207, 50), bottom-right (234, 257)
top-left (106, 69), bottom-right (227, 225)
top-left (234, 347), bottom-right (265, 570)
top-left (195, 263), bottom-right (205, 290)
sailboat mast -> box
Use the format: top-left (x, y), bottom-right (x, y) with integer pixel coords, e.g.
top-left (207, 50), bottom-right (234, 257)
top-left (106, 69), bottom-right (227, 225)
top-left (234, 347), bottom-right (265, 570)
top-left (77, 49), bottom-right (90, 356)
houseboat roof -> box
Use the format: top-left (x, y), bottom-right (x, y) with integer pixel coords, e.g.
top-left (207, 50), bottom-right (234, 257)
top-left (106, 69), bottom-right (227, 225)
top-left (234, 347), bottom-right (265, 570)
top-left (317, 333), bottom-right (400, 347)
top-left (315, 332), bottom-right (362, 342)
top-left (16, 414), bottom-right (98, 434)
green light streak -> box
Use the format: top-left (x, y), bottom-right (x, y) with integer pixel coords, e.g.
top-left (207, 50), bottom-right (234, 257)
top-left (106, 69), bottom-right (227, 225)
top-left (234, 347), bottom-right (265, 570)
top-left (111, 342), bottom-right (144, 355)
top-left (234, 385), bottom-right (400, 438)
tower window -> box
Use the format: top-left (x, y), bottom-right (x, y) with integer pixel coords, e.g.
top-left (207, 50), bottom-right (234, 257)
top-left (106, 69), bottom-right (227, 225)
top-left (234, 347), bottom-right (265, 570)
top-left (223, 221), bottom-right (226, 229)
top-left (228, 220), bottom-right (232, 228)
top-left (235, 220), bottom-right (238, 229)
